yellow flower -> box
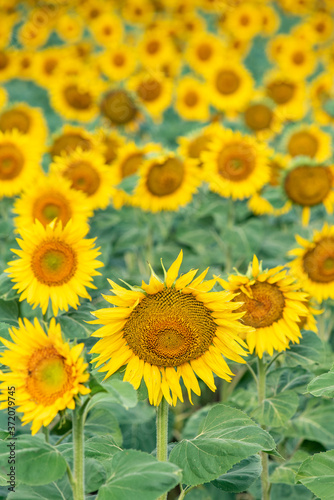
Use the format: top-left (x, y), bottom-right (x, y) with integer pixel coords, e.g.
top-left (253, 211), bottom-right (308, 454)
top-left (242, 96), bottom-right (283, 141)
top-left (122, 0), bottom-right (155, 25)
top-left (217, 255), bottom-right (309, 358)
top-left (34, 47), bottom-right (68, 88)
top-left (132, 152), bottom-right (201, 212)
top-left (50, 148), bottom-right (114, 211)
top-left (138, 28), bottom-right (176, 69)
top-left (13, 172), bottom-right (93, 232)
top-left (0, 49), bottom-right (16, 82)
top-left (49, 125), bottom-right (96, 159)
top-left (99, 43), bottom-right (137, 82)
top-left (259, 4), bottom-right (280, 36)
top-left (266, 34), bottom-right (291, 64)
top-left (225, 2), bottom-right (262, 41)
top-left (0, 103), bottom-right (48, 149)
top-left (100, 89), bottom-right (139, 130)
top-left (309, 72), bottom-right (334, 126)
top-left (90, 250), bottom-right (250, 406)
top-left (0, 129), bottom-right (42, 198)
top-left (276, 37), bottom-right (317, 80)
top-left (93, 128), bottom-right (126, 166)
top-left (177, 122), bottom-right (219, 169)
top-left (201, 127), bottom-right (270, 200)
top-left (17, 21), bottom-right (50, 49)
top-left (185, 32), bottom-right (224, 75)
top-left (89, 13), bottom-right (123, 47)
top-left (288, 224), bottom-right (334, 303)
top-left (279, 0), bottom-right (316, 15)
top-left (264, 70), bottom-right (307, 121)
top-left (56, 14), bottom-right (84, 43)
top-left (12, 49), bottom-right (37, 80)
top-left (0, 87), bottom-right (7, 109)
top-left (6, 219), bottom-right (103, 316)
top-left (0, 318), bottom-right (90, 435)
top-left (283, 124), bottom-right (331, 162)
top-left (175, 76), bottom-right (210, 122)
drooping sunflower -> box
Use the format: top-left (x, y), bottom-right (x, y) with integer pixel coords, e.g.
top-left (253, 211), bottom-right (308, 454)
top-left (0, 318), bottom-right (90, 435)
top-left (0, 103), bottom-right (48, 148)
top-left (6, 219), bottom-right (103, 316)
top-left (49, 125), bottom-right (96, 159)
top-left (201, 127), bottom-right (270, 200)
top-left (283, 124), bottom-right (331, 162)
top-left (99, 44), bottom-right (137, 82)
top-left (264, 70), bottom-right (307, 121)
top-left (0, 129), bottom-right (42, 198)
top-left (13, 172), bottom-right (93, 232)
top-left (132, 152), bottom-right (201, 212)
top-left (50, 148), bottom-right (114, 211)
top-left (217, 255), bottom-right (309, 358)
top-left (288, 224), bottom-right (334, 303)
top-left (175, 76), bottom-right (210, 122)
top-left (90, 250), bottom-right (250, 405)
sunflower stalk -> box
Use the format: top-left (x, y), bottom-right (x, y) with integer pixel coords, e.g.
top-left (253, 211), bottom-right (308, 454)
top-left (72, 405), bottom-right (85, 500)
top-left (156, 397), bottom-right (169, 500)
top-left (257, 356), bottom-right (271, 500)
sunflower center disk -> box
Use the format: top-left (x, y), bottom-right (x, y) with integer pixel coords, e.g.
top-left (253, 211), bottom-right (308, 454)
top-left (123, 288), bottom-right (217, 366)
top-left (63, 84), bottom-right (93, 110)
top-left (100, 90), bottom-right (138, 125)
top-left (137, 79), bottom-right (162, 102)
top-left (0, 143), bottom-right (24, 180)
top-left (51, 134), bottom-right (91, 158)
top-left (303, 237), bottom-right (334, 283)
top-left (64, 161), bottom-right (101, 196)
top-left (284, 166), bottom-right (332, 206)
top-left (234, 282), bottom-right (285, 328)
top-left (113, 53), bottom-right (125, 67)
top-left (0, 109), bottom-right (31, 134)
top-left (26, 347), bottom-right (72, 405)
top-left (188, 135), bottom-right (212, 160)
top-left (31, 240), bottom-right (77, 286)
top-left (217, 142), bottom-right (255, 181)
top-left (244, 104), bottom-right (273, 131)
top-left (121, 153), bottom-right (143, 178)
top-left (288, 131), bottom-right (318, 158)
top-left (33, 192), bottom-right (72, 226)
top-left (197, 43), bottom-right (212, 61)
top-left (216, 70), bottom-right (240, 95)
top-left (146, 158), bottom-right (185, 196)
top-left (266, 81), bottom-right (295, 104)
top-left (0, 51), bottom-right (9, 69)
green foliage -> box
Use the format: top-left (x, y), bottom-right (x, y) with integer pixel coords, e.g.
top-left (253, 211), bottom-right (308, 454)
top-left (251, 391), bottom-right (299, 427)
top-left (211, 455), bottom-right (262, 492)
top-left (296, 449), bottom-right (334, 500)
top-left (307, 366), bottom-right (334, 398)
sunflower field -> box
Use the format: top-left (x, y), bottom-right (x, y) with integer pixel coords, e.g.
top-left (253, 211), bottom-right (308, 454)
top-left (1, 0), bottom-right (334, 499)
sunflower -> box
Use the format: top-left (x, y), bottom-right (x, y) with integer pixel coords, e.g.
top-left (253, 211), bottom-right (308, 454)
top-left (259, 4), bottom-right (280, 36)
top-left (122, 0), bottom-right (155, 25)
top-left (177, 123), bottom-right (219, 168)
top-left (283, 124), bottom-right (331, 162)
top-left (17, 21), bottom-right (50, 49)
top-left (207, 60), bottom-right (254, 116)
top-left (93, 128), bottom-right (126, 166)
top-left (224, 2), bottom-right (262, 41)
top-left (242, 96), bottom-right (283, 141)
top-left (185, 32), bottom-right (224, 76)
top-left (307, 12), bottom-right (334, 42)
top-left (0, 103), bottom-right (48, 148)
top-left (0, 87), bottom-right (7, 109)
top-left (50, 148), bottom-right (114, 211)
top-left (0, 49), bottom-right (15, 82)
top-left (288, 224), bottom-right (334, 303)
top-left (6, 219), bottom-right (103, 316)
top-left (90, 250), bottom-right (250, 406)
top-left (175, 76), bottom-right (210, 122)
top-left (0, 318), bottom-right (90, 435)
top-left (13, 172), bottom-right (93, 232)
top-left (56, 14), bottom-right (84, 43)
top-left (12, 49), bottom-right (37, 80)
top-left (100, 89), bottom-right (139, 130)
top-left (49, 125), bottom-right (96, 159)
top-left (201, 127), bottom-right (270, 200)
top-left (217, 255), bottom-right (309, 358)
top-left (132, 152), bottom-right (201, 212)
top-left (34, 47), bottom-right (67, 88)
top-left (138, 29), bottom-right (176, 69)
top-left (264, 70), bottom-right (307, 121)
top-left (0, 129), bottom-right (42, 198)
top-left (266, 34), bottom-right (290, 64)
top-left (276, 37), bottom-right (317, 80)
top-left (309, 73), bottom-right (334, 126)
top-left (89, 13), bottom-right (123, 47)
top-left (127, 71), bottom-right (173, 121)
top-left (99, 44), bottom-right (137, 82)
top-left (111, 141), bottom-right (160, 185)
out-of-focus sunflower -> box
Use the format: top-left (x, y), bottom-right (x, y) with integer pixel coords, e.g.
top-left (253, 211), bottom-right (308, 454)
top-left (259, 4), bottom-right (280, 36)
top-left (49, 125), bottom-right (96, 160)
top-left (138, 29), bottom-right (176, 69)
top-left (175, 76), bottom-right (210, 122)
top-left (0, 318), bottom-right (90, 435)
top-left (90, 250), bottom-right (250, 406)
top-left (132, 153), bottom-right (201, 212)
top-left (201, 127), bottom-right (270, 200)
top-left (89, 13), bottom-right (123, 47)
top-left (100, 89), bottom-right (139, 130)
top-left (93, 128), bottom-right (126, 166)
top-left (0, 129), bottom-right (42, 198)
top-left (99, 44), bottom-right (137, 82)
top-left (13, 173), bottom-right (92, 232)
top-left (6, 219), bottom-right (103, 316)
top-left (17, 21), bottom-right (50, 49)
top-left (34, 47), bottom-right (67, 88)
top-left (310, 73), bottom-right (334, 126)
top-left (266, 33), bottom-right (290, 64)
top-left (242, 96), bottom-right (283, 140)
top-left (177, 123), bottom-right (218, 169)
top-left (50, 148), bottom-right (114, 211)
top-left (283, 124), bottom-right (331, 162)
top-left (264, 70), bottom-right (307, 121)
top-left (224, 2), bottom-right (262, 41)
top-left (305, 12), bottom-right (334, 43)
top-left (288, 224), bottom-right (334, 303)
top-left (12, 49), bottom-right (37, 80)
top-left (0, 103), bottom-right (48, 149)
top-left (111, 141), bottom-right (160, 185)
top-left (276, 37), bottom-right (317, 80)
top-left (122, 0), bottom-right (155, 25)
top-left (56, 14), bottom-right (84, 43)
top-left (0, 49), bottom-right (15, 82)
top-left (185, 32), bottom-right (224, 76)
top-left (0, 88), bottom-right (7, 109)
top-left (278, 0), bottom-right (316, 15)
top-left (127, 71), bottom-right (173, 121)
top-left (217, 255), bottom-right (308, 358)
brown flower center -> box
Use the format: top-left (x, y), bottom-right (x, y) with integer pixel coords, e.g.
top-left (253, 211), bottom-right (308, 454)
top-left (188, 135), bottom-right (212, 160)
top-left (292, 50), bottom-right (305, 65)
top-left (137, 78), bottom-right (162, 102)
top-left (146, 40), bottom-right (160, 54)
top-left (216, 70), bottom-right (240, 95)
top-left (44, 57), bottom-right (58, 75)
top-left (63, 161), bottom-right (101, 196)
top-left (303, 238), bottom-right (334, 283)
top-left (31, 240), bottom-right (77, 286)
top-left (234, 282), bottom-right (285, 328)
top-left (184, 91), bottom-right (199, 107)
top-left (197, 43), bottom-right (212, 61)
top-left (50, 133), bottom-right (92, 158)
top-left (244, 103), bottom-right (273, 131)
top-left (103, 136), bottom-right (120, 164)
top-left (240, 14), bottom-right (250, 26)
top-left (287, 131), bottom-right (318, 158)
top-left (113, 53), bottom-right (125, 67)
top-left (146, 157), bottom-right (184, 196)
top-left (0, 51), bottom-right (9, 70)
top-left (0, 143), bottom-right (24, 180)
top-left (0, 109), bottom-right (31, 134)
top-left (284, 166), bottom-right (332, 206)
top-left (26, 347), bottom-right (72, 405)
top-left (123, 288), bottom-right (217, 366)
top-left (266, 81), bottom-right (295, 104)
top-left (100, 90), bottom-right (138, 125)
top-left (63, 84), bottom-right (93, 110)
top-left (32, 192), bottom-right (72, 226)
top-left (121, 153), bottom-right (144, 178)
top-left (217, 142), bottom-right (255, 181)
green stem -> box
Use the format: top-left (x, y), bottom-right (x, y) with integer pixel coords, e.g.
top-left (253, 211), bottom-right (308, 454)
top-left (72, 406), bottom-right (85, 500)
top-left (156, 397), bottom-right (169, 500)
top-left (257, 357), bottom-right (270, 500)
top-left (42, 426), bottom-right (49, 443)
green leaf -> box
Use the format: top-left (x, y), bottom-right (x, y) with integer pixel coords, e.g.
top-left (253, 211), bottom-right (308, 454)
top-left (84, 436), bottom-right (121, 476)
top-left (97, 450), bottom-right (181, 500)
top-left (7, 483), bottom-right (72, 500)
top-left (212, 455), bottom-right (262, 492)
top-left (270, 451), bottom-right (309, 485)
top-left (286, 331), bottom-right (325, 366)
top-left (0, 301), bottom-right (18, 327)
top-left (169, 404), bottom-right (276, 486)
top-left (85, 406), bottom-right (122, 446)
top-left (87, 379), bottom-right (138, 411)
top-left (0, 435), bottom-right (67, 486)
top-left (296, 449), bottom-right (334, 500)
top-left (58, 315), bottom-right (92, 340)
top-left (307, 367), bottom-right (334, 398)
top-left (251, 391), bottom-right (299, 427)
top-left (0, 275), bottom-right (17, 301)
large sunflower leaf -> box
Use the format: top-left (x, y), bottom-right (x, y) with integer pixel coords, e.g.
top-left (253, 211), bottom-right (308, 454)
top-left (285, 331), bottom-right (325, 366)
top-left (251, 390), bottom-right (299, 427)
top-left (307, 367), bottom-right (334, 398)
top-left (270, 451), bottom-right (309, 485)
top-left (211, 455), bottom-right (262, 492)
top-left (97, 449), bottom-right (181, 500)
top-left (296, 449), bottom-right (334, 500)
top-left (169, 404), bottom-right (276, 486)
